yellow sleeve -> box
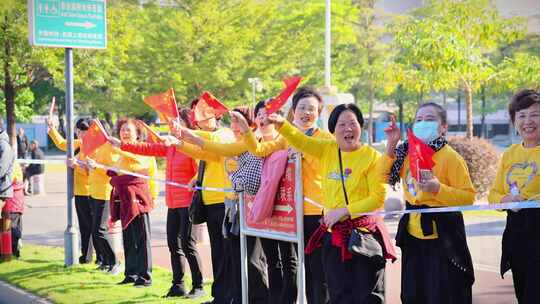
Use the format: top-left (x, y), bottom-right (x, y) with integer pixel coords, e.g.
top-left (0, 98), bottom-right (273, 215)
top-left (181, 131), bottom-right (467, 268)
top-left (433, 155), bottom-right (476, 206)
top-left (148, 157), bottom-right (159, 200)
top-left (176, 142), bottom-right (222, 163)
top-left (194, 130), bottom-right (213, 140)
top-left (201, 139), bottom-right (247, 157)
top-left (378, 154), bottom-right (396, 184)
top-left (48, 128), bottom-right (81, 151)
top-left (347, 155), bottom-right (387, 216)
top-left (488, 154), bottom-right (507, 204)
top-left (243, 130), bottom-right (287, 157)
top-left (277, 121), bottom-right (331, 159)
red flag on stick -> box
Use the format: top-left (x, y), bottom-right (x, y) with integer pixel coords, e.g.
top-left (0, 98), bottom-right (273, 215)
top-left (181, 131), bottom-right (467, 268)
top-left (82, 119), bottom-right (109, 156)
top-left (265, 76), bottom-right (302, 114)
top-left (136, 120), bottom-right (164, 144)
top-left (144, 88), bottom-right (179, 123)
top-left (407, 129), bottom-right (435, 182)
top-left (190, 91), bottom-right (229, 123)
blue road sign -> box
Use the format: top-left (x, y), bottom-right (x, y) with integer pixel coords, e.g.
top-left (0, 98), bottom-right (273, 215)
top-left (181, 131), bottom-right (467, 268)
top-left (28, 0), bottom-right (107, 49)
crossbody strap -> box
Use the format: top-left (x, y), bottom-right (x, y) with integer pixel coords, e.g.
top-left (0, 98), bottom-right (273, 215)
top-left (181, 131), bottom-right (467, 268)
top-left (338, 149), bottom-right (349, 205)
top-left (196, 160), bottom-right (206, 185)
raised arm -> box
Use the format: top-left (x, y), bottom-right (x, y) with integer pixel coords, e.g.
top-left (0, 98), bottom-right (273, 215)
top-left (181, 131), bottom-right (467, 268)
top-left (48, 128), bottom-right (81, 151)
top-left (276, 120), bottom-right (331, 159)
top-left (176, 141), bottom-right (222, 163)
top-left (120, 142), bottom-right (168, 158)
top-left (243, 130), bottom-right (287, 157)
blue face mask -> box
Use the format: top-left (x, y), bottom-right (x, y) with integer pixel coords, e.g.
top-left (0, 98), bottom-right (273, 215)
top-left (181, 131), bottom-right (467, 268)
top-left (412, 121), bottom-right (439, 143)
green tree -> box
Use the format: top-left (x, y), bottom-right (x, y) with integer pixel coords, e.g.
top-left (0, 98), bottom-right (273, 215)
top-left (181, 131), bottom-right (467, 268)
top-left (394, 0), bottom-right (525, 139)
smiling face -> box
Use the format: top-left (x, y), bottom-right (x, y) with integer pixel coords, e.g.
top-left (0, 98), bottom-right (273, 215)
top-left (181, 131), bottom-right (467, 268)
top-left (119, 121), bottom-right (138, 143)
top-left (515, 103), bottom-right (540, 147)
top-left (255, 107), bottom-right (275, 136)
top-left (293, 96), bottom-right (319, 130)
top-left (196, 116), bottom-right (217, 131)
top-left (334, 110), bottom-right (361, 152)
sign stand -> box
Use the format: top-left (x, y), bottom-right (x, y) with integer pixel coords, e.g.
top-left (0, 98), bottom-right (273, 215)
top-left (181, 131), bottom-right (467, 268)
top-left (239, 154), bottom-right (306, 303)
top-left (28, 0), bottom-right (107, 266)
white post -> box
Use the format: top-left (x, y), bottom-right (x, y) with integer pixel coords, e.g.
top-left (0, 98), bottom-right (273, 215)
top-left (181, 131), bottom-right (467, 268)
top-left (238, 193), bottom-right (249, 304)
top-left (294, 154), bottom-right (305, 303)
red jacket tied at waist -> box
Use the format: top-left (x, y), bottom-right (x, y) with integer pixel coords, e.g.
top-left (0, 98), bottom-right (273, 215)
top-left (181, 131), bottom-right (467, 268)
top-left (2, 182), bottom-right (24, 214)
top-left (305, 215), bottom-right (397, 262)
top-left (109, 173), bottom-right (154, 230)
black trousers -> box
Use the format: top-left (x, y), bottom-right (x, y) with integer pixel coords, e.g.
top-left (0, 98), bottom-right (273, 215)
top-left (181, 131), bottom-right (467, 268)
top-left (322, 233), bottom-right (385, 304)
top-left (89, 198), bottom-right (117, 267)
top-left (227, 235), bottom-right (269, 304)
top-left (305, 215), bottom-right (329, 304)
top-left (166, 207), bottom-right (203, 289)
top-left (260, 238), bottom-right (283, 303)
top-left (206, 204), bottom-right (228, 304)
top-left (278, 240), bottom-right (298, 304)
top-left (401, 236), bottom-right (471, 304)
top-left (123, 213), bottom-right (152, 283)
top-left (9, 213), bottom-right (22, 257)
top-left (75, 195), bottom-right (94, 263)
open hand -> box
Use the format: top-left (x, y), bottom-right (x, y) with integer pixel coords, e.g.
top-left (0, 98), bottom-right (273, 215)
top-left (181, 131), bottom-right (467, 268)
top-left (265, 113), bottom-right (286, 128)
top-left (384, 115), bottom-right (400, 156)
top-left (418, 176), bottom-right (441, 194)
top-left (323, 207), bottom-right (350, 228)
top-left (229, 111), bottom-right (250, 134)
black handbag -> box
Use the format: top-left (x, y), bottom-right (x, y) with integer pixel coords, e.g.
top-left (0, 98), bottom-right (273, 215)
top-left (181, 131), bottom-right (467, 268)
top-left (337, 149), bottom-right (383, 260)
top-left (189, 160), bottom-right (207, 224)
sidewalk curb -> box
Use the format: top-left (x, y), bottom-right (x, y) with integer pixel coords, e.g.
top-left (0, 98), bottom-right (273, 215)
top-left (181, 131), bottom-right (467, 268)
top-left (0, 280), bottom-right (52, 304)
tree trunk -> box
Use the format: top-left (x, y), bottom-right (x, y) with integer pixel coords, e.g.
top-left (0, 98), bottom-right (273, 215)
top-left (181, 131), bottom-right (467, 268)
top-left (457, 90), bottom-right (462, 132)
top-left (397, 85), bottom-right (404, 136)
top-left (367, 87), bottom-right (374, 146)
top-left (3, 23), bottom-right (16, 148)
top-left (442, 90), bottom-right (447, 108)
top-left (464, 83), bottom-right (474, 140)
top-left (481, 86), bottom-right (487, 138)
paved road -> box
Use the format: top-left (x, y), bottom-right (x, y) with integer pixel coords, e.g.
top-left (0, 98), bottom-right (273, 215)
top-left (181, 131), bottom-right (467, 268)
top-left (18, 167), bottom-right (516, 303)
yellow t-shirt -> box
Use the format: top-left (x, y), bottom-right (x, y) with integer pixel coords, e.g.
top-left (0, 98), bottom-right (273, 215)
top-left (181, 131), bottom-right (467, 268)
top-left (48, 128), bottom-right (90, 196)
top-left (381, 145), bottom-right (476, 239)
top-left (115, 151), bottom-right (159, 200)
top-left (88, 143), bottom-right (122, 201)
top-left (12, 161), bottom-right (23, 183)
top-left (277, 121), bottom-right (386, 216)
top-left (488, 143), bottom-right (540, 203)
top-left (244, 126), bottom-right (334, 216)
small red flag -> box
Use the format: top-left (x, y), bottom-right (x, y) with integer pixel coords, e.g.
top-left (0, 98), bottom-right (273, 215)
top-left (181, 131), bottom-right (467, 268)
top-left (191, 91), bottom-right (229, 123)
top-left (136, 120), bottom-right (164, 144)
top-left (81, 119), bottom-right (109, 156)
top-left (265, 76), bottom-right (302, 114)
top-left (144, 88), bottom-right (179, 123)
top-left (407, 129), bottom-right (435, 182)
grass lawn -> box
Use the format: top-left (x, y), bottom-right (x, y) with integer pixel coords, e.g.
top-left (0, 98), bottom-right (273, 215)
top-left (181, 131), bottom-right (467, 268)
top-left (0, 245), bottom-right (212, 303)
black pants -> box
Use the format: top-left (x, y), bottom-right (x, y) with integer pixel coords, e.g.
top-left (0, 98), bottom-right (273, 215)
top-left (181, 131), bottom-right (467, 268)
top-left (75, 195), bottom-right (94, 263)
top-left (322, 233), bottom-right (385, 304)
top-left (305, 215), bottom-right (329, 304)
top-left (278, 240), bottom-right (298, 304)
top-left (206, 204), bottom-right (228, 304)
top-left (9, 213), bottom-right (22, 257)
top-left (166, 207), bottom-right (203, 289)
top-left (227, 235), bottom-right (269, 304)
top-left (401, 236), bottom-right (471, 304)
top-left (90, 198), bottom-right (117, 267)
top-left (260, 238), bottom-right (283, 303)
top-left (123, 213), bottom-right (152, 283)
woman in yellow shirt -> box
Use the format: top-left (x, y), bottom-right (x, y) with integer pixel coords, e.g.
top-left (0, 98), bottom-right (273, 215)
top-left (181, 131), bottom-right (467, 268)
top-left (47, 118), bottom-right (94, 264)
top-left (107, 119), bottom-right (158, 287)
top-left (265, 103), bottom-right (396, 304)
top-left (488, 90), bottom-right (540, 304)
top-left (384, 102), bottom-right (476, 304)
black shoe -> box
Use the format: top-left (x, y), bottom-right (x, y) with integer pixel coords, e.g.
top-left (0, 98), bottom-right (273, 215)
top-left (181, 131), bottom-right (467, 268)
top-left (164, 284), bottom-right (186, 297)
top-left (79, 256), bottom-right (90, 264)
top-left (185, 287), bottom-right (206, 299)
top-left (134, 278), bottom-right (152, 288)
top-left (117, 277), bottom-right (136, 285)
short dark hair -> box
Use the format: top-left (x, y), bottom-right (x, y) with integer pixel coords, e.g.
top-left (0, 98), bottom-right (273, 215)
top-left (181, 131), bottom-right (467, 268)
top-left (178, 107), bottom-right (194, 129)
top-left (189, 98), bottom-right (199, 109)
top-left (254, 100), bottom-right (267, 118)
top-left (233, 107), bottom-right (255, 129)
top-left (508, 89), bottom-right (540, 124)
top-left (75, 118), bottom-right (89, 131)
top-left (328, 103), bottom-right (364, 133)
top-left (116, 118), bottom-right (144, 141)
top-left (417, 102), bottom-right (447, 125)
top-left (292, 86), bottom-right (323, 113)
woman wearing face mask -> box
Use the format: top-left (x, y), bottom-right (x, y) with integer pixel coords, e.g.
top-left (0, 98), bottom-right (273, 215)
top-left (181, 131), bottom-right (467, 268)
top-left (488, 90), bottom-right (540, 304)
top-left (383, 102), bottom-right (476, 304)
top-left (264, 103), bottom-right (396, 304)
top-left (107, 119), bottom-right (158, 287)
top-left (48, 118), bottom-right (95, 264)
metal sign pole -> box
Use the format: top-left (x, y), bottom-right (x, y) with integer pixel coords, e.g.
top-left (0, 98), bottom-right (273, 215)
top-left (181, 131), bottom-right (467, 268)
top-left (238, 192), bottom-right (249, 304)
top-left (63, 48), bottom-right (78, 266)
top-left (294, 154), bottom-right (306, 303)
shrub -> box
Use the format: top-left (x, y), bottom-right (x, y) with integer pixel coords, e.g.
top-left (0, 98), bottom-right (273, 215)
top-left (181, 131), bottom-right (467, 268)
top-left (447, 136), bottom-right (499, 199)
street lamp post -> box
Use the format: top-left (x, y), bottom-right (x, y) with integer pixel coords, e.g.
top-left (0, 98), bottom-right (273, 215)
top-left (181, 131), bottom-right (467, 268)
top-left (248, 78), bottom-right (263, 106)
